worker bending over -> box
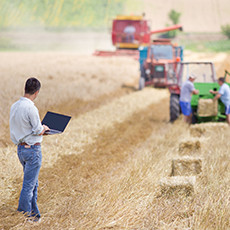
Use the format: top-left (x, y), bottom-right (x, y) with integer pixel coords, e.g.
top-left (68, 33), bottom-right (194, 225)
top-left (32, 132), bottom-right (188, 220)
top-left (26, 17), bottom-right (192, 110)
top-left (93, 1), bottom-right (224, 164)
top-left (210, 77), bottom-right (230, 125)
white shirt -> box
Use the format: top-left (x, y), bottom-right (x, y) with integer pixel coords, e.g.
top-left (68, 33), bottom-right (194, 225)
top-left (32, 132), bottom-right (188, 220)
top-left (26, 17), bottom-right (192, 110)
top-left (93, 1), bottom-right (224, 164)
top-left (219, 83), bottom-right (230, 106)
top-left (180, 80), bottom-right (195, 102)
top-left (10, 97), bottom-right (43, 145)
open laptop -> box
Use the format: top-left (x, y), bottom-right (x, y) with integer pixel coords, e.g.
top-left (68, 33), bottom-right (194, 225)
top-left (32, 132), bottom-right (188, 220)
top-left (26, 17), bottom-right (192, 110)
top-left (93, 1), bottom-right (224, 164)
top-left (41, 111), bottom-right (71, 135)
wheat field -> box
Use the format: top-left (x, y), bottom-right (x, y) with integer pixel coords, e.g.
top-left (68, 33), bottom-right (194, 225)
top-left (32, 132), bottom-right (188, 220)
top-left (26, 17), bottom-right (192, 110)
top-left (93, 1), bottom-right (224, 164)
top-left (0, 52), bottom-right (230, 229)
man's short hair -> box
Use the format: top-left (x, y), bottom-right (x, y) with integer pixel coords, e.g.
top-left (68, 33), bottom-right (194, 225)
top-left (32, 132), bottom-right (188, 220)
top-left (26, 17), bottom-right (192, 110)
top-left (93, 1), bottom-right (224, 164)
top-left (218, 77), bottom-right (225, 83)
top-left (25, 77), bottom-right (41, 95)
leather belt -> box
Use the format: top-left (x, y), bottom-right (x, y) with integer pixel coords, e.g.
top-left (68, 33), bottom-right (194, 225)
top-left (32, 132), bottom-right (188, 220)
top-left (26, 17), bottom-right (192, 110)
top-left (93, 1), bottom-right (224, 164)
top-left (19, 142), bottom-right (41, 146)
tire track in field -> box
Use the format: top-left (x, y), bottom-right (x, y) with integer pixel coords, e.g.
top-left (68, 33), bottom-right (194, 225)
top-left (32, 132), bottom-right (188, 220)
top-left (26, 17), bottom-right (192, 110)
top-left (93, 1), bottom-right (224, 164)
top-left (40, 88), bottom-right (168, 168)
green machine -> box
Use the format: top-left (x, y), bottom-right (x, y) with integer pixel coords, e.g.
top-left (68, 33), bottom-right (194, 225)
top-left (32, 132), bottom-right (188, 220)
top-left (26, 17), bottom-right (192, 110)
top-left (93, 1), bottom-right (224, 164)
top-left (168, 61), bottom-right (230, 123)
top-left (191, 82), bottom-right (226, 123)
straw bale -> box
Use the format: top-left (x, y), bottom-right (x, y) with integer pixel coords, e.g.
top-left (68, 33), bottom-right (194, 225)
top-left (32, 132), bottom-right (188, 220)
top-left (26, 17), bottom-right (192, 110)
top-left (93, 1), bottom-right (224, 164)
top-left (159, 176), bottom-right (196, 196)
top-left (178, 139), bottom-right (201, 155)
top-left (190, 125), bottom-right (206, 137)
top-left (195, 122), bottom-right (228, 130)
top-left (171, 156), bottom-right (202, 176)
top-left (198, 98), bottom-right (218, 117)
top-left (190, 122), bottom-right (228, 137)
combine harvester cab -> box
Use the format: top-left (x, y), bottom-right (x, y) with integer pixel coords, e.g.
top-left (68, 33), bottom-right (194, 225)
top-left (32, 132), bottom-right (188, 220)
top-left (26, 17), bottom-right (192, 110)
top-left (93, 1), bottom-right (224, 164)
top-left (94, 15), bottom-right (148, 59)
top-left (111, 15), bottom-right (150, 50)
top-left (168, 62), bottom-right (229, 123)
top-left (94, 15), bottom-right (182, 60)
top-left (138, 39), bottom-right (183, 89)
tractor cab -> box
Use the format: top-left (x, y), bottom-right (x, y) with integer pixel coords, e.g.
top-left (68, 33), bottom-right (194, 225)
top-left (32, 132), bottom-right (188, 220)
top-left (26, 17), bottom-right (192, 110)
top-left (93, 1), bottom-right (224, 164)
top-left (139, 39), bottom-right (183, 89)
top-left (111, 15), bottom-right (150, 49)
top-left (149, 43), bottom-right (174, 60)
top-left (146, 39), bottom-right (181, 62)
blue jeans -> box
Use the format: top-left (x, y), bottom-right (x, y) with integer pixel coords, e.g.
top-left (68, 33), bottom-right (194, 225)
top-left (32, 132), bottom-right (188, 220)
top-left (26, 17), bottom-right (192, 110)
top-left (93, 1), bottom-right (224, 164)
top-left (17, 144), bottom-right (42, 218)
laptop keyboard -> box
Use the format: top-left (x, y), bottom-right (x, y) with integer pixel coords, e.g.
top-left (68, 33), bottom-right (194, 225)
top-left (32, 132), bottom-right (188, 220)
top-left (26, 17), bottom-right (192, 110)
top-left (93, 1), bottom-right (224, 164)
top-left (46, 129), bottom-right (62, 134)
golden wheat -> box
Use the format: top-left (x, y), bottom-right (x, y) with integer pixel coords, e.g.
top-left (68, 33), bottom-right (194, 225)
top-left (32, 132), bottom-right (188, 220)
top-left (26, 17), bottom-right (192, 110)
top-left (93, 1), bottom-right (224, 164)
top-left (1, 53), bottom-right (230, 229)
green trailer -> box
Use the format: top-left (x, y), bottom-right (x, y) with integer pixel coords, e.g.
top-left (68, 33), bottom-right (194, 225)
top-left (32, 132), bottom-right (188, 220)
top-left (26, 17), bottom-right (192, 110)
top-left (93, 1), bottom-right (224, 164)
top-left (191, 82), bottom-right (227, 123)
top-left (168, 61), bottom-right (230, 123)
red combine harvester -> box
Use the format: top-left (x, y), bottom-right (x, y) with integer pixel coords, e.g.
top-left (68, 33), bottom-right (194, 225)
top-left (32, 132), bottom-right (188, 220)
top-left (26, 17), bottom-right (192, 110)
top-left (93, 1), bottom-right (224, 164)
top-left (94, 15), bottom-right (182, 58)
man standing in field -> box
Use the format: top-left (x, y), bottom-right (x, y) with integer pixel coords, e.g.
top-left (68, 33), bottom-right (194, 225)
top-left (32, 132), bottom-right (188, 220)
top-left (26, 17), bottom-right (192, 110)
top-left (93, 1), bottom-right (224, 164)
top-left (10, 77), bottom-right (49, 222)
top-left (210, 77), bottom-right (230, 125)
top-left (179, 75), bottom-right (199, 124)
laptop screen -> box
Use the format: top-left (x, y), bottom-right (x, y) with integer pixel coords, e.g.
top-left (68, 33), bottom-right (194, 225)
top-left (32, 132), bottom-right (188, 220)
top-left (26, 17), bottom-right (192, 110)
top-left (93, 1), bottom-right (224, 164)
top-left (42, 111), bottom-right (71, 132)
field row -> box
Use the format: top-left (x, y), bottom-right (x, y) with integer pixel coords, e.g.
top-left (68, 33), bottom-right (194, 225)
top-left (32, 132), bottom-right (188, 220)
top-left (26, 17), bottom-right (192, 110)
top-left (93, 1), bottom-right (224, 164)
top-left (1, 88), bottom-right (169, 228)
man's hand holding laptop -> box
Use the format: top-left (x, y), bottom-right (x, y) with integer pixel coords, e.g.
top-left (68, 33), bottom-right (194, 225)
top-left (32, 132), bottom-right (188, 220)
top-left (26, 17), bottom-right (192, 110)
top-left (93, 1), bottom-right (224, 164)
top-left (40, 124), bottom-right (50, 135)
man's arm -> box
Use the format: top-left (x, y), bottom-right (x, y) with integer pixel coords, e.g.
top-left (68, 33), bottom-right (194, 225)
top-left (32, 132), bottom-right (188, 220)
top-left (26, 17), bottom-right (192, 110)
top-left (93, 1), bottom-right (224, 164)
top-left (209, 89), bottom-right (219, 95)
top-left (29, 106), bottom-right (49, 135)
top-left (210, 90), bottom-right (221, 101)
top-left (189, 82), bottom-right (199, 95)
top-left (39, 124), bottom-right (50, 136)
top-left (192, 89), bottom-right (199, 95)
top-left (213, 93), bottom-right (221, 101)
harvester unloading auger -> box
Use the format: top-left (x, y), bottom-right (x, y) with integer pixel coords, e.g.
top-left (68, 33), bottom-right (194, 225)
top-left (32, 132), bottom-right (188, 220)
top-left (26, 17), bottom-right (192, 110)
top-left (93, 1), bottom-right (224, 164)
top-left (94, 15), bottom-right (182, 58)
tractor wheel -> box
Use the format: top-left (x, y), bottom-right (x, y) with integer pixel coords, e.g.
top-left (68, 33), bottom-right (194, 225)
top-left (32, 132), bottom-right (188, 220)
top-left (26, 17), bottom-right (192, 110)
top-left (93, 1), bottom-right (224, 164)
top-left (139, 77), bottom-right (145, 90)
top-left (170, 94), bottom-right (180, 122)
